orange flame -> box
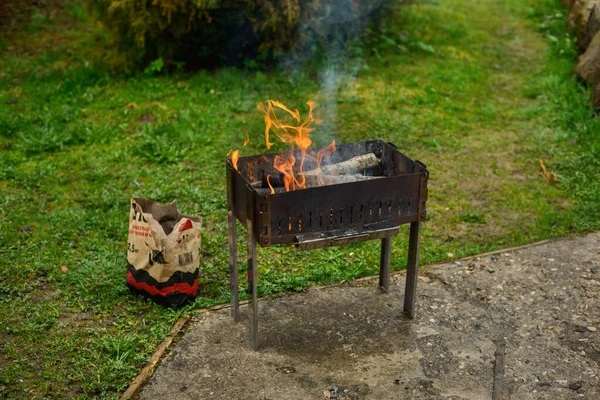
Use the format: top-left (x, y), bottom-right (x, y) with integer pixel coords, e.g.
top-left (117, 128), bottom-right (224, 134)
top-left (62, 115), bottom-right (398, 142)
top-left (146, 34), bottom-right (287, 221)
top-left (266, 174), bottom-right (275, 194)
top-left (229, 133), bottom-right (250, 171)
top-left (316, 140), bottom-right (336, 169)
top-left (258, 100), bottom-right (324, 191)
top-left (258, 100), bottom-right (317, 151)
top-left (231, 150), bottom-right (240, 170)
top-left (273, 152), bottom-right (298, 191)
top-left (229, 100), bottom-right (336, 192)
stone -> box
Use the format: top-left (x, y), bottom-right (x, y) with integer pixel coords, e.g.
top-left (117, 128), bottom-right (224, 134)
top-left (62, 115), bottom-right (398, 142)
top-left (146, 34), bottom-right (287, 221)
top-left (583, 3), bottom-right (600, 49)
top-left (569, 0), bottom-right (600, 45)
top-left (569, 382), bottom-right (582, 390)
top-left (587, 326), bottom-right (597, 331)
top-left (276, 366), bottom-right (296, 374)
top-left (577, 31), bottom-right (600, 85)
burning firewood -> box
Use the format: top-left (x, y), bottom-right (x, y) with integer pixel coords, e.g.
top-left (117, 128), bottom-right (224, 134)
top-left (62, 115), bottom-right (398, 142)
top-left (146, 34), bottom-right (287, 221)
top-left (250, 153), bottom-right (382, 192)
top-left (303, 153), bottom-right (380, 177)
top-left (251, 153), bottom-right (381, 187)
top-left (304, 173), bottom-right (382, 187)
top-left (254, 173), bottom-right (382, 194)
top-left (261, 171), bottom-right (285, 188)
top-left (255, 187), bottom-right (286, 195)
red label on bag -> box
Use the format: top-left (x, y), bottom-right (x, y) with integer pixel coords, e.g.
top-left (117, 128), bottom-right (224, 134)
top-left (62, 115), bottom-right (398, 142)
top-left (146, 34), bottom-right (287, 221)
top-left (178, 219), bottom-right (193, 232)
top-left (127, 271), bottom-right (198, 296)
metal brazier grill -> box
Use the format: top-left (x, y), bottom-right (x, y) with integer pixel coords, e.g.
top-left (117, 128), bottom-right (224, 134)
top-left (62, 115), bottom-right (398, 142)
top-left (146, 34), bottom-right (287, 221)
top-left (226, 139), bottom-right (429, 350)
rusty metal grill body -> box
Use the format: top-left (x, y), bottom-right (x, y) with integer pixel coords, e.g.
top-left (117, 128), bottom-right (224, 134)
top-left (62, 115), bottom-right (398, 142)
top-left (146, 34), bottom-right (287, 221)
top-left (226, 140), bottom-right (429, 350)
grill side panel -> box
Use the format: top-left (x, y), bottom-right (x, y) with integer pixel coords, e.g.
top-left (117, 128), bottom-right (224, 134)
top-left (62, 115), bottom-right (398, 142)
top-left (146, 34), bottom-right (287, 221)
top-left (264, 173), bottom-right (421, 246)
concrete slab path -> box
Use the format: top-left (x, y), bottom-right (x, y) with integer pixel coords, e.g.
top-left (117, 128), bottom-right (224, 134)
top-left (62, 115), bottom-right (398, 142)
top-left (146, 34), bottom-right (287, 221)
top-left (140, 233), bottom-right (600, 399)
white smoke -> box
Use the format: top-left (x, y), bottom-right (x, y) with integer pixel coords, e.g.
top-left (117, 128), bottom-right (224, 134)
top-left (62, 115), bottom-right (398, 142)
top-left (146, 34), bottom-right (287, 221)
top-left (283, 0), bottom-right (387, 145)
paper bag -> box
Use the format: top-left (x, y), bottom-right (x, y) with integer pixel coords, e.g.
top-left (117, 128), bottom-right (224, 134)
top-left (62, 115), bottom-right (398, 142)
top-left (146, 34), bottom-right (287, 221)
top-left (126, 197), bottom-right (202, 308)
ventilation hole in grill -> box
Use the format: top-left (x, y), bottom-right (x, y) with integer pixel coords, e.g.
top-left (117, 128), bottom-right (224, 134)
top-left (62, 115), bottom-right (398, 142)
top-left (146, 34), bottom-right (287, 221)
top-left (350, 206), bottom-right (354, 223)
top-left (319, 211), bottom-right (323, 227)
top-left (360, 205), bottom-right (363, 221)
top-left (309, 212), bottom-right (312, 227)
top-left (369, 208), bottom-right (373, 218)
top-left (408, 198), bottom-right (411, 211)
top-left (388, 200), bottom-right (392, 216)
top-left (340, 208), bottom-right (343, 224)
top-left (379, 202), bottom-right (382, 217)
top-left (288, 217), bottom-right (292, 232)
top-left (298, 214), bottom-right (303, 232)
top-left (329, 208), bottom-right (333, 225)
top-left (278, 219), bottom-right (282, 234)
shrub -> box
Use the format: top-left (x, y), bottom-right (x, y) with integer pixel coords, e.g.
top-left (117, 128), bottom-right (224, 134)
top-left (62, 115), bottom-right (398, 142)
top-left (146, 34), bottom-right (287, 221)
top-left (86, 0), bottom-right (390, 70)
top-left (86, 0), bottom-right (303, 69)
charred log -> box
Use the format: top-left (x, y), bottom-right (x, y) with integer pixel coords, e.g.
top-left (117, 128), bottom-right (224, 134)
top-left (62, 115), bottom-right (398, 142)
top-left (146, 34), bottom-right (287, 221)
top-left (304, 173), bottom-right (383, 187)
top-left (304, 153), bottom-right (380, 177)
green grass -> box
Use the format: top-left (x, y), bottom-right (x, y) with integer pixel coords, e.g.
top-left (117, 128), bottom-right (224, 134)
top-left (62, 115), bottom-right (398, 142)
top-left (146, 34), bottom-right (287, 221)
top-left (1, 0), bottom-right (599, 398)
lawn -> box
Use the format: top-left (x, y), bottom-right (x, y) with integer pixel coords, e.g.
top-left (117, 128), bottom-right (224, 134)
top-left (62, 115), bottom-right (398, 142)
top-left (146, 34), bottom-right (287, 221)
top-left (1, 0), bottom-right (599, 398)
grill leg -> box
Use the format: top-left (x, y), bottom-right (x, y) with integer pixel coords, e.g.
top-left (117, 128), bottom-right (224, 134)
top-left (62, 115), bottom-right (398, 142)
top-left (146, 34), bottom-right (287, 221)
top-left (227, 172), bottom-right (239, 323)
top-left (247, 218), bottom-right (259, 350)
top-left (379, 237), bottom-right (392, 292)
top-left (404, 221), bottom-right (422, 318)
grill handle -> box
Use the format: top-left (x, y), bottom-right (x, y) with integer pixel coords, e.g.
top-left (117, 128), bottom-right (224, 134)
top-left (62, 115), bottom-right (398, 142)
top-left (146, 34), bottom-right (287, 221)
top-left (295, 220), bottom-right (400, 251)
top-left (330, 233), bottom-right (370, 246)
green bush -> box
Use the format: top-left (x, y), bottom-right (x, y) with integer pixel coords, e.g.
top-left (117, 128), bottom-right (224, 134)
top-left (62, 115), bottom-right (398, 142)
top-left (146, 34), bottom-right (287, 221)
top-left (86, 0), bottom-right (302, 69)
top-left (86, 0), bottom-right (390, 70)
